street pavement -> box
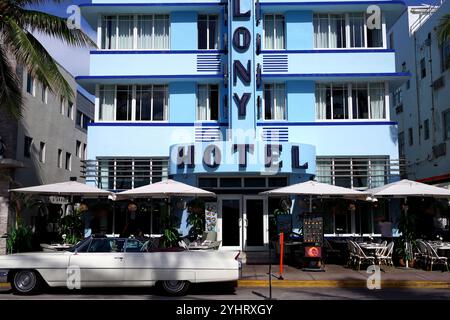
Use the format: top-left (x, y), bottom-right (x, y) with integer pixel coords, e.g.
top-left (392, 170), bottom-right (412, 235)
top-left (1, 284), bottom-right (450, 300)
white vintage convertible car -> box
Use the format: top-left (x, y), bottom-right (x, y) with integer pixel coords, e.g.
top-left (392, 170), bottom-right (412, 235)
top-left (0, 236), bottom-right (240, 295)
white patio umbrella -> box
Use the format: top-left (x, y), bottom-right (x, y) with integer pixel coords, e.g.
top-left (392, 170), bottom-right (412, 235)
top-left (114, 180), bottom-right (215, 238)
top-left (367, 179), bottom-right (450, 268)
top-left (114, 179), bottom-right (215, 200)
top-left (9, 181), bottom-right (113, 198)
top-left (367, 179), bottom-right (450, 198)
top-left (260, 180), bottom-right (368, 211)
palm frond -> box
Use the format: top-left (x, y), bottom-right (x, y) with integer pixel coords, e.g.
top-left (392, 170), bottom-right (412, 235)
top-left (17, 9), bottom-right (97, 48)
top-left (3, 18), bottom-right (74, 101)
top-left (437, 14), bottom-right (450, 45)
top-left (0, 46), bottom-right (23, 119)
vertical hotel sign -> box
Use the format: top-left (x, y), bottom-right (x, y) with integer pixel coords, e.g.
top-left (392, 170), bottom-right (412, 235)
top-left (229, 0), bottom-right (256, 139)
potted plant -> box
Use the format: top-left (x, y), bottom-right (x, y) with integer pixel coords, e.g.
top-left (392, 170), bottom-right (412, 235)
top-left (395, 208), bottom-right (417, 267)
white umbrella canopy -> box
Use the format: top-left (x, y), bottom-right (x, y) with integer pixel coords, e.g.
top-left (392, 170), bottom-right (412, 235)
top-left (367, 179), bottom-right (450, 198)
top-left (260, 180), bottom-right (368, 199)
top-left (9, 181), bottom-right (113, 197)
top-left (114, 179), bottom-right (215, 199)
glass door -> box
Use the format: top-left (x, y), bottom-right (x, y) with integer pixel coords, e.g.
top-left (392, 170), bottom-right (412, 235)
top-left (218, 195), bottom-right (242, 251)
top-left (243, 196), bottom-right (268, 251)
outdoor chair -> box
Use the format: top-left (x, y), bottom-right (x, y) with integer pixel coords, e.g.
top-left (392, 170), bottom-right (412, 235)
top-left (416, 240), bottom-right (429, 269)
top-left (350, 240), bottom-right (376, 270)
top-left (425, 242), bottom-right (449, 272)
top-left (377, 242), bottom-right (394, 267)
top-left (375, 241), bottom-right (388, 258)
top-left (346, 240), bottom-right (356, 268)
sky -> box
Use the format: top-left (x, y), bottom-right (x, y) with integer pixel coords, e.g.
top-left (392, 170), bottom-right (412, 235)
top-left (29, 0), bottom-right (437, 96)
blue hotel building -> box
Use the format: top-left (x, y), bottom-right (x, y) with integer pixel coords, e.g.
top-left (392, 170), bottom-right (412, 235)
top-left (78, 0), bottom-right (408, 252)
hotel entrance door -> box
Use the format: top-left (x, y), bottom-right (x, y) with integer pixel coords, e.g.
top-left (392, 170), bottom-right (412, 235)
top-left (218, 195), bottom-right (268, 251)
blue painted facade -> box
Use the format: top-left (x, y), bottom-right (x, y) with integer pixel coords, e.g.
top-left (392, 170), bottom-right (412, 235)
top-left (78, 0), bottom-right (407, 244)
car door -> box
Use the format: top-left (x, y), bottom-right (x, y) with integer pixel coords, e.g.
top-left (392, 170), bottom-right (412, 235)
top-left (122, 239), bottom-right (154, 285)
top-left (69, 238), bottom-right (125, 286)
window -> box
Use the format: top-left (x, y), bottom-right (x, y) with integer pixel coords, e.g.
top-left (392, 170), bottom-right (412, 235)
top-left (137, 15), bottom-right (170, 49)
top-left (408, 127), bottom-right (413, 146)
top-left (263, 83), bottom-right (286, 120)
top-left (420, 58), bottom-right (426, 79)
top-left (441, 39), bottom-right (450, 71)
top-left (83, 144), bottom-right (87, 161)
top-left (57, 149), bottom-right (63, 168)
top-left (197, 84), bottom-right (219, 121)
top-left (313, 13), bottom-right (346, 48)
top-left (444, 110), bottom-right (450, 140)
top-left (116, 85), bottom-right (133, 121)
top-left (398, 132), bottom-right (405, 157)
top-left (314, 12), bottom-right (383, 49)
top-left (65, 152), bottom-right (72, 171)
top-left (99, 85), bottom-right (168, 122)
top-left (316, 83), bottom-right (386, 120)
top-left (26, 72), bottom-right (35, 96)
top-left (76, 140), bottom-right (82, 158)
top-left (198, 14), bottom-right (219, 50)
top-left (424, 119), bottom-right (430, 140)
top-left (76, 110), bottom-right (92, 129)
top-left (97, 158), bottom-right (168, 190)
top-left (41, 85), bottom-right (48, 103)
top-left (393, 88), bottom-right (402, 107)
top-left (316, 156), bottom-right (388, 189)
top-left (316, 83), bottom-right (349, 120)
top-left (389, 32), bottom-right (394, 49)
top-left (102, 15), bottom-right (169, 50)
top-left (24, 136), bottom-right (33, 158)
top-left (67, 101), bottom-right (73, 119)
top-left (264, 14), bottom-right (285, 49)
top-left (60, 98), bottom-right (65, 115)
top-left (39, 142), bottom-right (46, 163)
top-left (136, 85), bottom-right (169, 121)
top-left (406, 79), bottom-right (410, 90)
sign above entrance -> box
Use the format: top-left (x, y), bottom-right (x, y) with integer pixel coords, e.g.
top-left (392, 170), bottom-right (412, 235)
top-left (169, 141), bottom-right (316, 175)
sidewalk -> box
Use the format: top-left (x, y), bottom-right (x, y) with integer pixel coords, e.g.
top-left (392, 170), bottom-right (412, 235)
top-left (238, 264), bottom-right (450, 288)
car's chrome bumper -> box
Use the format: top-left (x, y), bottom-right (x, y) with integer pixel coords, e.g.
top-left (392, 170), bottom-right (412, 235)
top-left (0, 270), bottom-right (8, 283)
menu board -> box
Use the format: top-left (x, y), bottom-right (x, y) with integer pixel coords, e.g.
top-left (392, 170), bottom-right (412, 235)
top-left (303, 213), bottom-right (323, 244)
top-left (205, 202), bottom-right (218, 232)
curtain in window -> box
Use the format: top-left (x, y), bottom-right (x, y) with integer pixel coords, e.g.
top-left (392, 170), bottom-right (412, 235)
top-left (317, 160), bottom-right (333, 184)
top-left (102, 16), bottom-right (117, 49)
top-left (274, 84), bottom-right (286, 120)
top-left (208, 15), bottom-right (218, 50)
top-left (370, 160), bottom-right (386, 188)
top-left (136, 85), bottom-right (152, 120)
top-left (154, 15), bottom-right (169, 49)
top-left (99, 85), bottom-right (115, 121)
top-left (315, 84), bottom-right (328, 119)
top-left (313, 14), bottom-right (329, 48)
top-left (349, 13), bottom-right (365, 48)
top-left (264, 15), bottom-right (275, 49)
top-left (329, 14), bottom-right (346, 48)
top-left (275, 15), bottom-right (285, 49)
top-left (197, 85), bottom-right (208, 120)
top-left (153, 85), bottom-right (167, 121)
top-left (369, 83), bottom-right (385, 119)
top-left (118, 16), bottom-right (133, 49)
top-left (137, 15), bottom-right (153, 49)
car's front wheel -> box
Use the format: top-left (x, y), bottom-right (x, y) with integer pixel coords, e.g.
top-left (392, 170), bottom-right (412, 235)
top-left (159, 280), bottom-right (190, 296)
top-left (11, 270), bottom-right (43, 295)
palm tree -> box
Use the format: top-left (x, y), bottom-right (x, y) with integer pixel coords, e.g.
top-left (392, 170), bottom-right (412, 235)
top-left (437, 14), bottom-right (450, 45)
top-left (0, 0), bottom-right (95, 118)
top-left (437, 14), bottom-right (450, 69)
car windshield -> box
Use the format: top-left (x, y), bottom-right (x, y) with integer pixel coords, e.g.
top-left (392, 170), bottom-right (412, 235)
top-left (66, 238), bottom-right (91, 252)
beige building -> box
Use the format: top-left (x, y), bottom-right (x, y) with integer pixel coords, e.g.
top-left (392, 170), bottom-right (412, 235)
top-left (0, 60), bottom-right (94, 254)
